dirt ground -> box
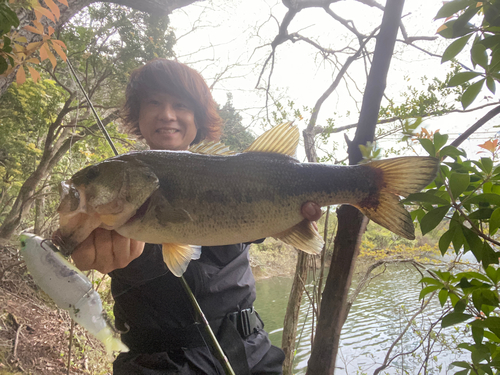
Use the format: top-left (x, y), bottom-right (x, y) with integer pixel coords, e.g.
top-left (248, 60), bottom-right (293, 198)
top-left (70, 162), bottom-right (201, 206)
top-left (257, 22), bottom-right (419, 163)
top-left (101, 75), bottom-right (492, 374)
top-left (0, 241), bottom-right (111, 375)
top-left (0, 238), bottom-right (301, 374)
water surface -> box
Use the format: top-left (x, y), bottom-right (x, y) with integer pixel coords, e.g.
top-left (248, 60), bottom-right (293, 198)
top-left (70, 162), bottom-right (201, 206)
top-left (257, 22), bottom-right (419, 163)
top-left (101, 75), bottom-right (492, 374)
top-left (254, 263), bottom-right (466, 374)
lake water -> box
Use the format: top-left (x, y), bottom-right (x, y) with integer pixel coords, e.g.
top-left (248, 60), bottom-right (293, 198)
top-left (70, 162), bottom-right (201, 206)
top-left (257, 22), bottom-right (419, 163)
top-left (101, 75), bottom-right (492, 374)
top-left (254, 262), bottom-right (468, 374)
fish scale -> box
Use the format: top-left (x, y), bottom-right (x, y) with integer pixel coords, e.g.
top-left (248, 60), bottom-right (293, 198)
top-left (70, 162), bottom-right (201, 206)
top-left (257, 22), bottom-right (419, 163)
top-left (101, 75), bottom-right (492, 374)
top-left (54, 123), bottom-right (439, 277)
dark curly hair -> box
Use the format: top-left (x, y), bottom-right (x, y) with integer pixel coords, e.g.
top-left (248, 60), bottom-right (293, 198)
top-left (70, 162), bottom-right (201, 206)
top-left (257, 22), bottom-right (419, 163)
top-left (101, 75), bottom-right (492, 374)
top-left (122, 59), bottom-right (223, 144)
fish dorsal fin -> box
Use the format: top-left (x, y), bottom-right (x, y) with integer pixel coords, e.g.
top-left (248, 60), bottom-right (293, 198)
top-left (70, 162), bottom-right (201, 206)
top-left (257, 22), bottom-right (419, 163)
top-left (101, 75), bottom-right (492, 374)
top-left (189, 140), bottom-right (236, 155)
top-left (162, 243), bottom-right (201, 277)
top-left (274, 219), bottom-right (324, 255)
top-left (244, 122), bottom-right (299, 157)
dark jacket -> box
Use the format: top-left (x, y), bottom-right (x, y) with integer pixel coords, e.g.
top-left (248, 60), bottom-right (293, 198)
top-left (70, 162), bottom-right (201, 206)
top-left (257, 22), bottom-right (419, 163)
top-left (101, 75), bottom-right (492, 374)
top-left (110, 243), bottom-right (284, 374)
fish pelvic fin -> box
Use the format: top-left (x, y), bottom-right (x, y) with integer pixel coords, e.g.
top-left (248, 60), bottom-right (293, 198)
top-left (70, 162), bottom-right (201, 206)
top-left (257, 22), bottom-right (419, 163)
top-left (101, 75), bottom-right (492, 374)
top-left (356, 156), bottom-right (439, 240)
top-left (162, 243), bottom-right (201, 277)
top-left (244, 122), bottom-right (299, 157)
top-left (274, 219), bottom-right (324, 254)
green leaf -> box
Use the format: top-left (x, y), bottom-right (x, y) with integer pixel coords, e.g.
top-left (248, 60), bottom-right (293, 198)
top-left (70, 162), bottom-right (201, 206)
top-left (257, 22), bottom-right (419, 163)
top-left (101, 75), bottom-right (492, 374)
top-left (442, 34), bottom-right (473, 63)
top-left (420, 206), bottom-right (451, 235)
top-left (473, 289), bottom-right (499, 310)
top-left (462, 227), bottom-right (483, 257)
top-left (420, 277), bottom-right (443, 286)
top-left (439, 145), bottom-right (467, 159)
top-left (471, 43), bottom-right (489, 68)
top-left (419, 138), bottom-right (436, 156)
top-left (438, 288), bottom-right (449, 307)
top-left (482, 242), bottom-right (499, 268)
top-left (469, 208), bottom-right (495, 220)
top-left (454, 298), bottom-right (467, 313)
top-left (442, 311), bottom-right (473, 327)
top-left (472, 326), bottom-right (484, 345)
top-left (467, 193), bottom-right (500, 206)
top-left (450, 361), bottom-right (472, 369)
top-left (450, 172), bottom-right (471, 199)
top-left (461, 79), bottom-right (485, 109)
top-left (433, 132), bottom-right (449, 151)
top-left (487, 76), bottom-right (496, 94)
top-left (419, 285), bottom-right (442, 300)
top-left (481, 157), bottom-right (493, 174)
top-left (435, 0), bottom-right (474, 19)
top-left (448, 71), bottom-right (482, 87)
top-left (484, 316), bottom-right (500, 338)
top-left (410, 208), bottom-right (425, 222)
top-left (490, 207), bottom-right (500, 234)
top-left (405, 192), bottom-right (450, 205)
top-left (439, 227), bottom-right (456, 255)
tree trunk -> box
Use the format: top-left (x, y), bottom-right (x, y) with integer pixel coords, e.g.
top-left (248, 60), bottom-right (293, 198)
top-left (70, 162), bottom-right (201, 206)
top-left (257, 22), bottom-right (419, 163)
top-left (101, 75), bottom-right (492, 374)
top-left (281, 251), bottom-right (309, 374)
top-left (0, 0), bottom-right (200, 97)
top-left (281, 124), bottom-right (319, 375)
top-left (306, 1), bottom-right (405, 374)
top-left (34, 185), bottom-right (48, 235)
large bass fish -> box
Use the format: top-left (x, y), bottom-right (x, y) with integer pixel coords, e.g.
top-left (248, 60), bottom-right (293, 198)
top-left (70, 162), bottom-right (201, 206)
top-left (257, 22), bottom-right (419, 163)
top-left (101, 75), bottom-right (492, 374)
top-left (54, 123), bottom-right (438, 276)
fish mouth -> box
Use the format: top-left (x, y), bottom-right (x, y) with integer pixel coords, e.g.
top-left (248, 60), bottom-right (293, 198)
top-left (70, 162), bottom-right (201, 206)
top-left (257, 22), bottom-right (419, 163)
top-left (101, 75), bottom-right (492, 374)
top-left (125, 197), bottom-right (151, 225)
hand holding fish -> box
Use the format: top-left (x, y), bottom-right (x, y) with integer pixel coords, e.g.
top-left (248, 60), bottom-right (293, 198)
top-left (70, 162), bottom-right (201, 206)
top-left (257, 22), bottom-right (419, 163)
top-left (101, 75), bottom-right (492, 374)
top-left (71, 228), bottom-right (145, 273)
top-left (70, 202), bottom-right (322, 273)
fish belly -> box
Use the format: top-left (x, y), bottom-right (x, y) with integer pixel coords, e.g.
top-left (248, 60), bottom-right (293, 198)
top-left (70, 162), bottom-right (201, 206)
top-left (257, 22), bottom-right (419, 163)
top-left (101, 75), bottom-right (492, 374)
top-left (116, 152), bottom-right (372, 246)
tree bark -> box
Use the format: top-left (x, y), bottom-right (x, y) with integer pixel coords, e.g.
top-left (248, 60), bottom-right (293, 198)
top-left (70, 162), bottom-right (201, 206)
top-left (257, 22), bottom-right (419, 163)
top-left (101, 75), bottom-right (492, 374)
top-left (306, 1), bottom-right (405, 374)
top-left (0, 0), bottom-right (200, 97)
top-left (282, 251), bottom-right (309, 374)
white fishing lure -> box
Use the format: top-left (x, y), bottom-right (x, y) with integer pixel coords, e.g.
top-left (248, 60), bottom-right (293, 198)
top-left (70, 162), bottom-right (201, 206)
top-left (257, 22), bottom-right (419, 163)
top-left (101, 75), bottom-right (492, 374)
top-left (19, 232), bottom-right (128, 355)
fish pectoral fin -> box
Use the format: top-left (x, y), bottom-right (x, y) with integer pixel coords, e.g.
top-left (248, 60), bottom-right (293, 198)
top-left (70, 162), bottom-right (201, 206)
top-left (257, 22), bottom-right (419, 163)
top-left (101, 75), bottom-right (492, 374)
top-left (274, 219), bottom-right (324, 255)
top-left (243, 122), bottom-right (299, 157)
top-left (162, 243), bottom-right (199, 277)
top-left (149, 192), bottom-right (193, 225)
top-left (156, 206), bottom-right (193, 225)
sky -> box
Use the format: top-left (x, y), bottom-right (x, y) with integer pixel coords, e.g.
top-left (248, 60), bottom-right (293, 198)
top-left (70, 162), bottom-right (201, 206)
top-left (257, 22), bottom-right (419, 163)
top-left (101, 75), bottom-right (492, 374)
top-left (167, 0), bottom-right (499, 161)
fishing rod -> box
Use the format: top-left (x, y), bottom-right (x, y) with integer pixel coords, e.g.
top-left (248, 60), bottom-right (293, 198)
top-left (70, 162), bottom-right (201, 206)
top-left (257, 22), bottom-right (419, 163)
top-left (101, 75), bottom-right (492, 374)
top-left (64, 58), bottom-right (236, 375)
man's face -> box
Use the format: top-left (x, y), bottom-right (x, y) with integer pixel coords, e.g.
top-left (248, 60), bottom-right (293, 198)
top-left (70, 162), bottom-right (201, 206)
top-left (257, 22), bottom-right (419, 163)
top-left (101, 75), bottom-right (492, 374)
top-left (138, 92), bottom-right (198, 151)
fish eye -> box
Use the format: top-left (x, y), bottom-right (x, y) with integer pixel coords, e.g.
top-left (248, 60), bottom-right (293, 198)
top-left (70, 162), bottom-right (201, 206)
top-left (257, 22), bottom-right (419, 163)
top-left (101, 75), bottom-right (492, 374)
top-left (86, 166), bottom-right (100, 181)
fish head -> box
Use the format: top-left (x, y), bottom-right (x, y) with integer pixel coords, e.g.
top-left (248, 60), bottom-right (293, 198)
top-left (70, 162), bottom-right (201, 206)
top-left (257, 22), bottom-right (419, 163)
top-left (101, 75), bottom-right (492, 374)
top-left (54, 158), bottom-right (159, 255)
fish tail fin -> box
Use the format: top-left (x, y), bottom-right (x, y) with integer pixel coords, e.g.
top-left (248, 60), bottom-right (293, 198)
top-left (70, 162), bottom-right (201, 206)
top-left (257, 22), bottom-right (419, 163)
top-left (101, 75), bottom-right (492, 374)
top-left (96, 327), bottom-right (129, 356)
top-left (356, 157), bottom-right (439, 240)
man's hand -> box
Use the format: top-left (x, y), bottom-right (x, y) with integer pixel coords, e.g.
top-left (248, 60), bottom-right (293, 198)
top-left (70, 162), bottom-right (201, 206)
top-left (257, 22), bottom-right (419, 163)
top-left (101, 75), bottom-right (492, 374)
top-left (71, 228), bottom-right (144, 274)
top-left (301, 201), bottom-right (322, 223)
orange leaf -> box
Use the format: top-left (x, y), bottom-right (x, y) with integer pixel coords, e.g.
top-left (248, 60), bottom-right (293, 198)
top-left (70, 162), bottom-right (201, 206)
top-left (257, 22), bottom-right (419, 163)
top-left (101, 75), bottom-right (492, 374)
top-left (33, 6), bottom-right (55, 22)
top-left (26, 58), bottom-right (40, 64)
top-left (436, 24), bottom-right (447, 34)
top-left (57, 0), bottom-right (68, 7)
top-left (52, 39), bottom-right (67, 49)
top-left (478, 139), bottom-right (499, 153)
top-left (48, 26), bottom-right (55, 36)
top-left (33, 20), bottom-right (45, 34)
top-left (50, 40), bottom-right (66, 61)
top-left (44, 0), bottom-right (60, 20)
top-left (26, 41), bottom-right (42, 52)
top-left (16, 67), bottom-right (26, 85)
top-left (24, 25), bottom-right (44, 35)
top-left (28, 66), bottom-right (41, 83)
top-left (44, 44), bottom-right (57, 69)
top-left (39, 42), bottom-right (48, 61)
